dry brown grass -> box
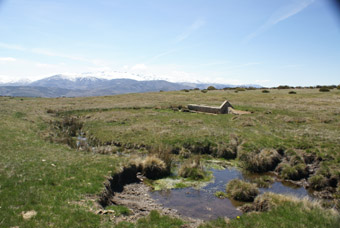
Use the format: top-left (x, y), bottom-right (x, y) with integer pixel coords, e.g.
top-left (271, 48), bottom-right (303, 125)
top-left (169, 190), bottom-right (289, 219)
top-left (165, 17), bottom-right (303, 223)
top-left (142, 155), bottom-right (169, 179)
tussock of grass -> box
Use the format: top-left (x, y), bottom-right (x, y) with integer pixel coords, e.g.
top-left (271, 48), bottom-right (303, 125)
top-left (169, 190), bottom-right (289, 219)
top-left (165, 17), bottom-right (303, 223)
top-left (215, 191), bottom-right (228, 198)
top-left (250, 175), bottom-right (275, 188)
top-left (239, 148), bottom-right (281, 173)
top-left (178, 156), bottom-right (207, 180)
top-left (142, 156), bottom-right (169, 180)
top-left (226, 179), bottom-right (259, 202)
top-left (308, 174), bottom-right (329, 190)
top-left (202, 193), bottom-right (340, 228)
top-left (279, 163), bottom-right (308, 181)
top-left (216, 142), bottom-right (237, 159)
top-left (179, 147), bottom-right (191, 158)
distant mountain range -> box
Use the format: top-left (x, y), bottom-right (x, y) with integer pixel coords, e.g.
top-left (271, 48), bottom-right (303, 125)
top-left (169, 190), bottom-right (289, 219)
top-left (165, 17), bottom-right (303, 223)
top-left (0, 74), bottom-right (261, 97)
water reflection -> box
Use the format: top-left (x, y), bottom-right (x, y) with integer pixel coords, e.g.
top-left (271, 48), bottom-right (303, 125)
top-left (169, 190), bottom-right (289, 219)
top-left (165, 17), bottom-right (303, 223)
top-left (149, 167), bottom-right (312, 220)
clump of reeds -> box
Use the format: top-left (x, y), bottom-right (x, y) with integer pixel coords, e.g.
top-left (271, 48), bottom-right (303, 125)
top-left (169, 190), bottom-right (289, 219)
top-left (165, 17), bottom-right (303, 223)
top-left (226, 179), bottom-right (259, 202)
top-left (178, 156), bottom-right (206, 180)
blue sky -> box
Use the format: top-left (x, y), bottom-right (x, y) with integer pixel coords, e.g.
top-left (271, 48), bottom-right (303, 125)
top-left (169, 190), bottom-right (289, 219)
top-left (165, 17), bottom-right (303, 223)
top-left (0, 0), bottom-right (339, 86)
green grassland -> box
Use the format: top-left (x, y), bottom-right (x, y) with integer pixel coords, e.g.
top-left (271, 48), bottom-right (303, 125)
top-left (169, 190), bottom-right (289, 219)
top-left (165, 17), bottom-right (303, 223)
top-left (0, 88), bottom-right (339, 227)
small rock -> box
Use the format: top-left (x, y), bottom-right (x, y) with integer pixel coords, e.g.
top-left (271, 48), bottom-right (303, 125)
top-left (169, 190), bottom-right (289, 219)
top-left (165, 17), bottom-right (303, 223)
top-left (42, 159), bottom-right (46, 162)
top-left (96, 209), bottom-right (115, 215)
top-left (51, 163), bottom-right (56, 167)
top-left (22, 210), bottom-right (37, 220)
top-left (96, 209), bottom-right (103, 214)
top-left (104, 210), bottom-right (115, 214)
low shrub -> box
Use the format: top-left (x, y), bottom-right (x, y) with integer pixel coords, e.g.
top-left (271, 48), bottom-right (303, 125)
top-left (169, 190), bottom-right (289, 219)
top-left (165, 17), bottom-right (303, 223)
top-left (226, 179), bottom-right (259, 202)
top-left (235, 87), bottom-right (246, 92)
top-left (262, 90), bottom-right (270, 93)
top-left (289, 91), bottom-right (297, 94)
top-left (207, 86), bottom-right (216, 90)
top-left (319, 87), bottom-right (330, 92)
top-left (201, 89), bottom-right (208, 93)
top-left (278, 85), bottom-right (291, 89)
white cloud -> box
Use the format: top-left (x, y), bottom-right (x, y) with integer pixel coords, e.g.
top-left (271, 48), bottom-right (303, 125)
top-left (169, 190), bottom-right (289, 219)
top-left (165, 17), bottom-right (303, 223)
top-left (0, 42), bottom-right (92, 63)
top-left (244, 0), bottom-right (315, 42)
top-left (131, 63), bottom-right (147, 71)
top-left (31, 48), bottom-right (88, 62)
top-left (0, 75), bottom-right (13, 83)
top-left (0, 42), bottom-right (26, 51)
top-left (0, 57), bottom-right (16, 62)
top-left (146, 49), bottom-right (179, 63)
top-left (176, 19), bottom-right (206, 43)
top-left (224, 62), bottom-right (261, 70)
top-left (35, 63), bottom-right (57, 68)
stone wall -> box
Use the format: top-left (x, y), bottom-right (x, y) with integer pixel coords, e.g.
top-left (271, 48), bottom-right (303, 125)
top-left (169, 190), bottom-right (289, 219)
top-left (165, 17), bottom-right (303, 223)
top-left (188, 100), bottom-right (233, 114)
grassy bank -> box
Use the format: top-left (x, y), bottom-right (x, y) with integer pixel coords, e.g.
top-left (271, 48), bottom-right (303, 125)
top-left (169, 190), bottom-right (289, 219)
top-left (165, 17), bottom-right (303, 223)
top-left (0, 107), bottom-right (121, 227)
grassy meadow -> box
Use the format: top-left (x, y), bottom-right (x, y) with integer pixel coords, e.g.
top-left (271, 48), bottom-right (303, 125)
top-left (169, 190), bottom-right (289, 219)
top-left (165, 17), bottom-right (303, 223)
top-left (0, 88), bottom-right (340, 227)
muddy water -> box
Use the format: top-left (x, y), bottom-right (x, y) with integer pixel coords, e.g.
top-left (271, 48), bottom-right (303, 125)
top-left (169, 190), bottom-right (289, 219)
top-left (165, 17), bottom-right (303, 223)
top-left (149, 167), bottom-right (312, 220)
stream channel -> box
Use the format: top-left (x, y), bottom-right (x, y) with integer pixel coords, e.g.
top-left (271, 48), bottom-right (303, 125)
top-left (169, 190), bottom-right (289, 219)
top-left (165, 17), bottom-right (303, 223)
top-left (149, 167), bottom-right (313, 221)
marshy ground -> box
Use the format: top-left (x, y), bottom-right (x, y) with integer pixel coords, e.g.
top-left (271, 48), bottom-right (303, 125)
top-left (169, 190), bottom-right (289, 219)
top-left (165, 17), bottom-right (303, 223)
top-left (0, 88), bottom-right (340, 227)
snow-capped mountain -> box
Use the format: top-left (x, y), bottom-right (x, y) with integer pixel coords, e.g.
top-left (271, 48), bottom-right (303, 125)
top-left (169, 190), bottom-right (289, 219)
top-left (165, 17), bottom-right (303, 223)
top-left (0, 78), bottom-right (32, 86)
top-left (30, 75), bottom-right (108, 90)
top-left (0, 71), bottom-right (261, 97)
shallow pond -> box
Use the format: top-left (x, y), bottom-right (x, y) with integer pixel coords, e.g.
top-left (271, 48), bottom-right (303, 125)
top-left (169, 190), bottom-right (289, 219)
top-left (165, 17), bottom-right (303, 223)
top-left (149, 167), bottom-right (313, 220)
